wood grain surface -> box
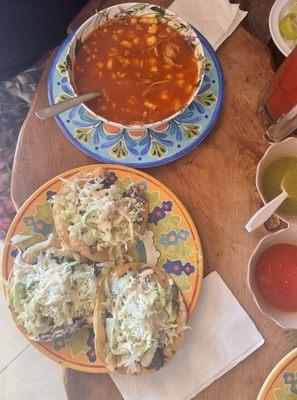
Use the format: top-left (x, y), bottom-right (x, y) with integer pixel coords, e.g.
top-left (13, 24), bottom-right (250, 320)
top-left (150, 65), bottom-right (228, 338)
top-left (10, 1), bottom-right (297, 400)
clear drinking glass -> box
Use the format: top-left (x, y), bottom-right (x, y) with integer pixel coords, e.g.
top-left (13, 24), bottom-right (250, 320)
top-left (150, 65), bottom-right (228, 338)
top-left (259, 45), bottom-right (297, 141)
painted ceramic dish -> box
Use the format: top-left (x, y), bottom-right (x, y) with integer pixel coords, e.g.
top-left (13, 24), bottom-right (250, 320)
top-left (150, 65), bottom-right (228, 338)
top-left (257, 347), bottom-right (297, 399)
top-left (269, 0), bottom-right (296, 57)
top-left (48, 27), bottom-right (223, 168)
top-left (67, 3), bottom-right (205, 130)
top-left (248, 225), bottom-right (297, 329)
top-left (2, 164), bottom-right (203, 373)
top-left (256, 137), bottom-right (297, 224)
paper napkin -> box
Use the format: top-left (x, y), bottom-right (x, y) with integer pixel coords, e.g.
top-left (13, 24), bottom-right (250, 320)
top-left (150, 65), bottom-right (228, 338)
top-left (111, 271), bottom-right (264, 400)
top-left (168, 0), bottom-right (248, 50)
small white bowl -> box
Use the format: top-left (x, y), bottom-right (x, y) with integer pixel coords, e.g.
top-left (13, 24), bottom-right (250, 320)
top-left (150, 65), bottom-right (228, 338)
top-left (269, 0), bottom-right (295, 57)
top-left (256, 136), bottom-right (297, 225)
top-left (66, 2), bottom-right (205, 131)
top-left (248, 225), bottom-right (297, 329)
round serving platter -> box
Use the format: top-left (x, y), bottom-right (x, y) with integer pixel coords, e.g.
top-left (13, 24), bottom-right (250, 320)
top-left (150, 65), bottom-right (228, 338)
top-left (48, 29), bottom-right (224, 168)
top-left (257, 348), bottom-right (297, 400)
top-left (2, 164), bottom-right (203, 373)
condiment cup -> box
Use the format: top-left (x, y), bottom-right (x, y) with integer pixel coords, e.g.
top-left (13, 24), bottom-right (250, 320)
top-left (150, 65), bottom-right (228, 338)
top-left (66, 2), bottom-right (205, 131)
top-left (269, 0), bottom-right (294, 57)
top-left (256, 136), bottom-right (297, 225)
top-left (247, 225), bottom-right (297, 329)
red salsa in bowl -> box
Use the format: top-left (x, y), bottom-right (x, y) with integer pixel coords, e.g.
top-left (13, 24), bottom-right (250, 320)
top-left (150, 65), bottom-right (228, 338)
top-left (255, 243), bottom-right (297, 312)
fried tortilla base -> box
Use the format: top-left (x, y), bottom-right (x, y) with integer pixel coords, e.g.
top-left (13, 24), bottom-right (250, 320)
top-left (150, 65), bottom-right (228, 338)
top-left (53, 166), bottom-right (148, 262)
top-left (94, 262), bottom-right (187, 375)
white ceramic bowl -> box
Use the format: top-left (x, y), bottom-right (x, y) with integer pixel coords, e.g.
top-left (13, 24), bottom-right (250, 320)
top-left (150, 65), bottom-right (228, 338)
top-left (247, 225), bottom-right (297, 329)
top-left (66, 2), bottom-right (205, 131)
top-left (256, 136), bottom-right (297, 225)
top-left (269, 0), bottom-right (295, 57)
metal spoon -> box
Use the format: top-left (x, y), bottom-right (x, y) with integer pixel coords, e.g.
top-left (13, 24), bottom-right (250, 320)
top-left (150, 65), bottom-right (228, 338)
top-left (35, 91), bottom-right (101, 119)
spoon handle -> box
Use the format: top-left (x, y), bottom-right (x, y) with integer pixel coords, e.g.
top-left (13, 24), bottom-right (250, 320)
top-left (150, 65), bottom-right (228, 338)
top-left (35, 92), bottom-right (100, 119)
top-left (245, 190), bottom-right (288, 232)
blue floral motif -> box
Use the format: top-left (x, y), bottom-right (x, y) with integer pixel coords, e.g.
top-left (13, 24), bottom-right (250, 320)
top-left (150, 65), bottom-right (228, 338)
top-left (161, 228), bottom-right (190, 248)
top-left (183, 262), bottom-right (196, 275)
top-left (33, 219), bottom-right (52, 236)
top-left (10, 249), bottom-right (18, 258)
top-left (177, 229), bottom-right (190, 241)
top-left (86, 328), bottom-right (97, 363)
top-left (163, 260), bottom-right (183, 275)
top-left (23, 216), bottom-right (51, 237)
top-left (23, 216), bottom-right (35, 228)
top-left (46, 190), bottom-right (57, 201)
top-left (163, 259), bottom-right (195, 276)
top-left (149, 200), bottom-right (173, 225)
top-left (149, 206), bottom-right (166, 225)
top-left (161, 231), bottom-right (179, 247)
top-left (137, 180), bottom-right (147, 191)
top-left (104, 171), bottom-right (117, 185)
top-left (162, 201), bottom-right (172, 212)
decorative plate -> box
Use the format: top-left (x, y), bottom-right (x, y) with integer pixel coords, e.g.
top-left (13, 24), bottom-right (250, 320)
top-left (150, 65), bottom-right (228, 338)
top-left (257, 348), bottom-right (297, 400)
top-left (48, 29), bottom-right (224, 168)
top-left (2, 164), bottom-right (203, 373)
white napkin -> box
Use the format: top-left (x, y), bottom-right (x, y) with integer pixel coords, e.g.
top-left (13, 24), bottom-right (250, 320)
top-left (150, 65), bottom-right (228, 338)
top-left (168, 0), bottom-right (248, 50)
top-left (111, 271), bottom-right (264, 400)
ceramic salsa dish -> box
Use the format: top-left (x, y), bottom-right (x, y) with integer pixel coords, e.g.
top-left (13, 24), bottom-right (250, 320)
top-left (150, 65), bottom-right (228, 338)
top-left (248, 225), bottom-right (297, 329)
top-left (66, 2), bottom-right (205, 131)
top-left (256, 137), bottom-right (297, 225)
top-left (248, 137), bottom-right (297, 328)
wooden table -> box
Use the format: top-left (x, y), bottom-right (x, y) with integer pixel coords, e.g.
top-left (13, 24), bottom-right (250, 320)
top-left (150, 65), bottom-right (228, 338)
top-left (10, 1), bottom-right (297, 399)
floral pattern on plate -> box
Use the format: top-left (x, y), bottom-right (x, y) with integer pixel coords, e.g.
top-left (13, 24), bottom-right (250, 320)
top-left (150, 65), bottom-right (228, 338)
top-left (48, 29), bottom-right (223, 167)
top-left (257, 348), bottom-right (297, 400)
top-left (2, 165), bottom-right (203, 373)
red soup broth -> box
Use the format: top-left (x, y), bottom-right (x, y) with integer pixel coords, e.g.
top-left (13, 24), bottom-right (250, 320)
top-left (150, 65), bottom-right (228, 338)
top-left (255, 243), bottom-right (297, 311)
top-left (73, 16), bottom-right (199, 125)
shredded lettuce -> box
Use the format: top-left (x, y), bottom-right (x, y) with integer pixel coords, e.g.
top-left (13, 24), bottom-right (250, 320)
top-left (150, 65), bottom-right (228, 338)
top-left (9, 245), bottom-right (98, 338)
top-left (104, 269), bottom-right (179, 372)
top-left (53, 177), bottom-right (145, 262)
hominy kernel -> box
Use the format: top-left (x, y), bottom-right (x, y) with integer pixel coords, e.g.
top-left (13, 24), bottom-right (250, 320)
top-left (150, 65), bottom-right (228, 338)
top-left (177, 79), bottom-right (185, 88)
top-left (120, 40), bottom-right (132, 48)
top-left (144, 101), bottom-right (157, 110)
top-left (160, 90), bottom-right (168, 100)
top-left (185, 84), bottom-right (193, 93)
top-left (146, 36), bottom-right (157, 46)
top-left (148, 24), bottom-right (158, 34)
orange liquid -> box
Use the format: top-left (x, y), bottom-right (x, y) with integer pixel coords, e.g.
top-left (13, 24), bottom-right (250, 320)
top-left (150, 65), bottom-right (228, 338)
top-left (255, 243), bottom-right (297, 311)
top-left (266, 46), bottom-right (297, 119)
top-left (74, 17), bottom-right (198, 125)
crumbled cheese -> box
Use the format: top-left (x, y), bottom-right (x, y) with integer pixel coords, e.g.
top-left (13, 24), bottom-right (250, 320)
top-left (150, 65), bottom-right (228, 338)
top-left (53, 177), bottom-right (145, 262)
top-left (105, 269), bottom-right (179, 372)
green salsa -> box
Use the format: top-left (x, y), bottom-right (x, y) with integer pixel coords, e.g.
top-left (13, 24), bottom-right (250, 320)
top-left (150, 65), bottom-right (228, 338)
top-left (261, 156), bottom-right (297, 216)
